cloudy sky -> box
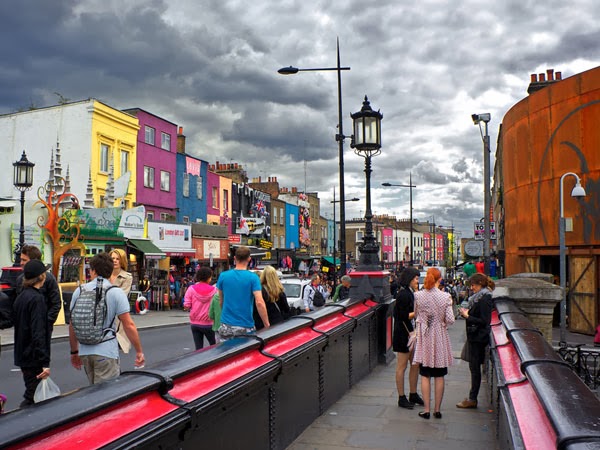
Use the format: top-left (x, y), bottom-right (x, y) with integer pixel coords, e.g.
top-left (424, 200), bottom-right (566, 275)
top-left (2, 0), bottom-right (599, 238)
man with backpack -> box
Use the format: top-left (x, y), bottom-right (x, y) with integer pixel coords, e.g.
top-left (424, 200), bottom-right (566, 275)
top-left (68, 253), bottom-right (145, 384)
top-left (303, 274), bottom-right (330, 312)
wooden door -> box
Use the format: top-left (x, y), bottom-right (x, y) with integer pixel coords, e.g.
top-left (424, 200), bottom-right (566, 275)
top-left (525, 256), bottom-right (539, 273)
top-left (569, 256), bottom-right (597, 335)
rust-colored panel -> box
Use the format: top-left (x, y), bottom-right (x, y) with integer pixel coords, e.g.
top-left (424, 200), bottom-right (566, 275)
top-left (569, 256), bottom-right (597, 335)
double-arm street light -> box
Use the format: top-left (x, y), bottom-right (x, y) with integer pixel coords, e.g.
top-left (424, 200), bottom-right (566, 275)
top-left (331, 188), bottom-right (359, 285)
top-left (13, 151), bottom-right (35, 266)
top-left (279, 39), bottom-right (351, 274)
top-left (472, 113), bottom-right (491, 274)
top-left (558, 172), bottom-right (587, 344)
top-left (382, 172), bottom-right (416, 266)
top-left (351, 96), bottom-right (383, 271)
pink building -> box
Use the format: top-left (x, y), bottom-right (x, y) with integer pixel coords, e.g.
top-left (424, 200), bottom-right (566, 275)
top-left (124, 108), bottom-right (178, 220)
top-left (381, 227), bottom-right (394, 265)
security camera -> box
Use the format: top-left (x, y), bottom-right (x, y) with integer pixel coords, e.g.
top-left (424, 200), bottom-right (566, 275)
top-left (471, 113), bottom-right (491, 124)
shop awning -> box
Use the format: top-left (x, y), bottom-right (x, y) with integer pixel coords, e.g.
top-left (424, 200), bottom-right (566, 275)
top-left (127, 239), bottom-right (166, 259)
top-left (157, 248), bottom-right (197, 258)
top-left (322, 256), bottom-right (340, 265)
top-left (230, 245), bottom-right (267, 257)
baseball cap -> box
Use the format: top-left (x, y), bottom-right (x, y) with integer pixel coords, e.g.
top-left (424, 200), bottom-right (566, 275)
top-left (23, 260), bottom-right (50, 280)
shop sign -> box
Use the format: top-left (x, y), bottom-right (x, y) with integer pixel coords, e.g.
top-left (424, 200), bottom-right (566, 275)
top-left (259, 239), bottom-right (272, 249)
top-left (118, 206), bottom-right (146, 238)
top-left (203, 240), bottom-right (221, 259)
top-left (186, 156), bottom-right (201, 176)
top-left (236, 214), bottom-right (268, 237)
top-left (147, 221), bottom-right (191, 248)
top-left (62, 208), bottom-right (123, 237)
top-left (228, 234), bottom-right (241, 243)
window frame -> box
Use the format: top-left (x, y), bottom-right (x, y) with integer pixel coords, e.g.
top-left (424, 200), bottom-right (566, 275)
top-left (144, 166), bottom-right (155, 189)
top-left (160, 132), bottom-right (171, 151)
top-left (160, 170), bottom-right (170, 192)
top-left (145, 126), bottom-right (155, 145)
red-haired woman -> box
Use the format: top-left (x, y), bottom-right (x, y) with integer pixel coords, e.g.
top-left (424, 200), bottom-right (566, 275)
top-left (413, 268), bottom-right (455, 419)
top-left (456, 273), bottom-right (494, 409)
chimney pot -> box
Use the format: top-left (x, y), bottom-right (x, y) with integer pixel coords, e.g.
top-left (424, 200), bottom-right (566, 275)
top-left (539, 73), bottom-right (546, 82)
top-left (547, 69), bottom-right (554, 81)
top-left (556, 71), bottom-right (562, 80)
top-left (178, 126), bottom-right (183, 135)
top-left (531, 74), bottom-right (538, 82)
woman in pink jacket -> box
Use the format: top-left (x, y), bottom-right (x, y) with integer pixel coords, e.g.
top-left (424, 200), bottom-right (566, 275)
top-left (184, 267), bottom-right (217, 350)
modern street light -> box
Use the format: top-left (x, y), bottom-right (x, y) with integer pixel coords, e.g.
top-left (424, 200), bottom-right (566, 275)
top-left (331, 187), bottom-right (359, 285)
top-left (13, 151), bottom-right (35, 266)
top-left (382, 172), bottom-right (416, 266)
top-left (278, 38), bottom-right (351, 274)
top-left (351, 96), bottom-right (383, 271)
top-left (472, 112), bottom-right (491, 274)
top-left (558, 172), bottom-right (587, 344)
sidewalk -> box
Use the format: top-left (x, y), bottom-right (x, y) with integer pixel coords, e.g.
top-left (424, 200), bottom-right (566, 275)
top-left (0, 309), bottom-right (190, 347)
top-left (287, 320), bottom-right (498, 450)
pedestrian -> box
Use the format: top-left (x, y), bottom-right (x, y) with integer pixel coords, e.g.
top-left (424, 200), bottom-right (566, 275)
top-left (217, 246), bottom-right (270, 340)
top-left (413, 267), bottom-right (455, 419)
top-left (303, 273), bottom-right (330, 312)
top-left (68, 252), bottom-right (145, 385)
top-left (392, 267), bottom-right (423, 409)
top-left (208, 291), bottom-right (222, 343)
top-left (331, 275), bottom-right (352, 302)
top-left (109, 248), bottom-right (133, 353)
top-left (456, 273), bottom-right (494, 409)
top-left (16, 245), bottom-right (61, 336)
top-left (13, 260), bottom-right (52, 407)
top-left (0, 289), bottom-right (11, 411)
top-left (183, 267), bottom-right (216, 350)
top-left (254, 265), bottom-right (290, 330)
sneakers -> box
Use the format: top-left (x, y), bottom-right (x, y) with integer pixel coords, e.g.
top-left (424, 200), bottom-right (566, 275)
top-left (409, 392), bottom-right (424, 406)
top-left (398, 395), bottom-right (414, 409)
top-left (456, 398), bottom-right (477, 409)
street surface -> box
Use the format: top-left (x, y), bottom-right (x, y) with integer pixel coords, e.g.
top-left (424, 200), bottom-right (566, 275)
top-left (1, 324), bottom-right (196, 412)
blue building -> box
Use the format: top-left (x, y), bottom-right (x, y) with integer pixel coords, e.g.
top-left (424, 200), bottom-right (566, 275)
top-left (285, 203), bottom-right (299, 250)
top-left (176, 151), bottom-right (208, 224)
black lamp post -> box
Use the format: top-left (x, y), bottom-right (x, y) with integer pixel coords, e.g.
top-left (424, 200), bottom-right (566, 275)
top-left (382, 172), bottom-right (416, 266)
top-left (331, 188), bottom-right (359, 285)
top-left (351, 96), bottom-right (383, 271)
top-left (278, 39), bottom-right (351, 275)
top-left (13, 150), bottom-right (35, 266)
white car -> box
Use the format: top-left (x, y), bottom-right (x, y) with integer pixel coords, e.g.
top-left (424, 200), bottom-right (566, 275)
top-left (281, 277), bottom-right (311, 314)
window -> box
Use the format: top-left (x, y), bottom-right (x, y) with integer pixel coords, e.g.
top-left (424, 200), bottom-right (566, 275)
top-left (197, 176), bottom-right (203, 199)
top-left (223, 189), bottom-right (228, 210)
top-left (272, 234), bottom-right (277, 248)
top-left (183, 216), bottom-right (189, 223)
top-left (183, 173), bottom-right (189, 197)
top-left (212, 187), bottom-right (218, 209)
top-left (290, 213), bottom-right (295, 226)
top-left (144, 166), bottom-right (155, 188)
top-left (160, 171), bottom-right (170, 191)
top-left (280, 236), bottom-right (285, 248)
top-left (160, 212), bottom-right (169, 220)
top-left (273, 207), bottom-right (277, 224)
top-left (100, 144), bottom-right (109, 172)
top-left (161, 132), bottom-right (171, 150)
top-left (120, 150), bottom-right (129, 175)
top-left (357, 231), bottom-right (364, 241)
top-left (145, 126), bottom-right (155, 145)
top-left (147, 211), bottom-right (154, 220)
top-left (280, 208), bottom-right (284, 224)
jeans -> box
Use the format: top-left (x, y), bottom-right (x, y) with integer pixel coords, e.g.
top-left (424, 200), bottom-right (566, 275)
top-left (191, 324), bottom-right (216, 349)
top-left (468, 341), bottom-right (487, 401)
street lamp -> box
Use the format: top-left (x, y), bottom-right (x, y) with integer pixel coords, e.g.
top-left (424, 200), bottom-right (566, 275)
top-left (13, 151), bottom-right (35, 266)
top-left (351, 96), bottom-right (383, 271)
top-left (472, 112), bottom-right (491, 274)
top-left (559, 172), bottom-right (586, 344)
top-left (331, 188), bottom-right (359, 285)
top-left (382, 172), bottom-right (416, 265)
top-left (278, 38), bottom-right (351, 274)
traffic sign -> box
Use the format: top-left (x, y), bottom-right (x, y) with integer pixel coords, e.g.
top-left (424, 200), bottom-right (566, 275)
top-left (474, 222), bottom-right (496, 241)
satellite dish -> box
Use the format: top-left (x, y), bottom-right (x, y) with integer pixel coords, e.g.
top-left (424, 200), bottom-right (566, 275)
top-left (114, 171), bottom-right (131, 199)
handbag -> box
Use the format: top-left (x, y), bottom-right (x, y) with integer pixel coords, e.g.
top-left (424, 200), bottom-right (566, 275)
top-left (402, 321), bottom-right (416, 352)
top-left (460, 340), bottom-right (471, 362)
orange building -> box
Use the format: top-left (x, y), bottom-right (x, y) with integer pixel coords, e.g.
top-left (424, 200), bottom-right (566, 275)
top-left (497, 67), bottom-right (600, 334)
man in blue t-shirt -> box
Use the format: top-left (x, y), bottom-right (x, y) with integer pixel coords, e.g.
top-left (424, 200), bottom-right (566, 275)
top-left (217, 246), bottom-right (270, 340)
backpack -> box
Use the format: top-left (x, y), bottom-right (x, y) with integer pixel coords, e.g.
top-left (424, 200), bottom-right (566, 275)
top-left (311, 286), bottom-right (326, 307)
top-left (71, 278), bottom-right (117, 345)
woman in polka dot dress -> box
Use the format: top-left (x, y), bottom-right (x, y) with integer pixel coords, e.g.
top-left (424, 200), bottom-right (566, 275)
top-left (412, 267), bottom-right (455, 419)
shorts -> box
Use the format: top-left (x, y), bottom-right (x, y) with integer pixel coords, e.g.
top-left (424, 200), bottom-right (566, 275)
top-left (218, 323), bottom-right (256, 341)
top-left (81, 354), bottom-right (120, 385)
top-left (419, 365), bottom-right (448, 378)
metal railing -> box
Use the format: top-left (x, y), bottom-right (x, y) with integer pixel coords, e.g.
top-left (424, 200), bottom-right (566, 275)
top-left (556, 344), bottom-right (600, 391)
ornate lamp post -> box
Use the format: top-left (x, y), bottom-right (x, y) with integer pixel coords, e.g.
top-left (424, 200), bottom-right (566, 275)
top-left (13, 151), bottom-right (35, 266)
top-left (331, 188), bottom-right (359, 285)
top-left (382, 173), bottom-right (416, 265)
top-left (278, 39), bottom-right (351, 274)
top-left (351, 96), bottom-right (383, 271)
top-left (559, 172), bottom-right (586, 344)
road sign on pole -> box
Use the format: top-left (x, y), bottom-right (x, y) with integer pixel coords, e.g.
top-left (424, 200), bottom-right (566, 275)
top-left (474, 221), bottom-right (496, 241)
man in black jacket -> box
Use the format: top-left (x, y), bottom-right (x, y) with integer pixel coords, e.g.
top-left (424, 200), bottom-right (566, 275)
top-left (16, 245), bottom-right (61, 330)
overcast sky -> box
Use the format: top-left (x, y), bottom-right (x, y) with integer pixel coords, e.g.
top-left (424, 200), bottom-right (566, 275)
top-left (2, 0), bottom-right (599, 239)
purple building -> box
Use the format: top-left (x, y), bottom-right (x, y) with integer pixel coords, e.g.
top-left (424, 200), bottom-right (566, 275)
top-left (123, 108), bottom-right (178, 220)
top-left (206, 170), bottom-right (221, 225)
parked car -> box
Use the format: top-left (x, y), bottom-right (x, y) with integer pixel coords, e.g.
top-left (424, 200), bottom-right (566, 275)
top-left (281, 277), bottom-right (311, 314)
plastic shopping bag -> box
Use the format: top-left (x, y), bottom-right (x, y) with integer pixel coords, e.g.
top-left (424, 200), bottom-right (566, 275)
top-left (34, 377), bottom-right (61, 403)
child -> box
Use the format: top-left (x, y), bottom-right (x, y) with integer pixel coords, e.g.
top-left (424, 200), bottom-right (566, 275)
top-left (13, 260), bottom-right (52, 407)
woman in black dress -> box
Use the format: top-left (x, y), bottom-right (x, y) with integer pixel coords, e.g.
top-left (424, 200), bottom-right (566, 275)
top-left (254, 266), bottom-right (290, 330)
top-left (392, 267), bottom-right (424, 409)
